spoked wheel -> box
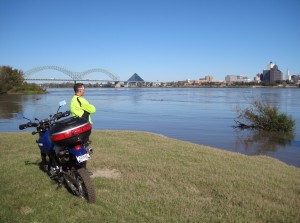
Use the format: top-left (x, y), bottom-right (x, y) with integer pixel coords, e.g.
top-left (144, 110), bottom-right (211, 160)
top-left (64, 168), bottom-right (96, 203)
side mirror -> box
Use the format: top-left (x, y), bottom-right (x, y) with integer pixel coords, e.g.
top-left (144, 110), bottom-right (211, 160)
top-left (59, 100), bottom-right (66, 107)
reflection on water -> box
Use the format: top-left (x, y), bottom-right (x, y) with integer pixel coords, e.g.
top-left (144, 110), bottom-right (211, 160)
top-left (0, 95), bottom-right (23, 119)
top-left (234, 129), bottom-right (295, 155)
top-left (0, 94), bottom-right (42, 119)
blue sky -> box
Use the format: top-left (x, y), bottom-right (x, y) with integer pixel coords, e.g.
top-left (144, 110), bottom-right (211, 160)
top-left (1, 0), bottom-right (299, 82)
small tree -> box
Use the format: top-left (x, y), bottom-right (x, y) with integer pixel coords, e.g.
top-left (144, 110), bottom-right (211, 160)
top-left (0, 66), bottom-right (45, 94)
top-left (235, 100), bottom-right (295, 133)
top-left (0, 66), bottom-right (25, 93)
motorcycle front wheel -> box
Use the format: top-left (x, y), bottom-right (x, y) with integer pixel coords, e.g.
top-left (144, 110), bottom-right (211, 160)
top-left (65, 168), bottom-right (96, 203)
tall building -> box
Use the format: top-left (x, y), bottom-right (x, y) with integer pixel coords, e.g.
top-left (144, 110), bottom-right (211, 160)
top-left (261, 62), bottom-right (283, 82)
top-left (286, 69), bottom-right (291, 81)
top-left (267, 62), bottom-right (276, 70)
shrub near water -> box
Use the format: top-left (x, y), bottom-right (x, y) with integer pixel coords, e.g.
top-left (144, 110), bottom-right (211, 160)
top-left (0, 131), bottom-right (299, 223)
top-left (236, 100), bottom-right (295, 132)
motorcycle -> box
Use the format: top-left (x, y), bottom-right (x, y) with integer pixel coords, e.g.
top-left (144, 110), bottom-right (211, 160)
top-left (19, 100), bottom-right (96, 203)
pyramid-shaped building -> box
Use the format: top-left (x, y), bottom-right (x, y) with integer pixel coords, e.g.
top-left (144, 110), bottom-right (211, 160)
top-left (127, 73), bottom-right (144, 82)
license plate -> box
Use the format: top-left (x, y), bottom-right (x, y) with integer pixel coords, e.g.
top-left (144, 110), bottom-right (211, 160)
top-left (76, 153), bottom-right (90, 163)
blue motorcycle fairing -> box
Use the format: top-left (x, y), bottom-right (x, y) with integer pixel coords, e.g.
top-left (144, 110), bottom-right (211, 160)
top-left (38, 130), bottom-right (54, 154)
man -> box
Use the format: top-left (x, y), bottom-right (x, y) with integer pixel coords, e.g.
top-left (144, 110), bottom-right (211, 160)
top-left (70, 83), bottom-right (96, 147)
top-left (70, 83), bottom-right (96, 123)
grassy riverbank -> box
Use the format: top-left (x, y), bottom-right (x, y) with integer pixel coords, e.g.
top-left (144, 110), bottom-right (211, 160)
top-left (0, 131), bottom-right (299, 222)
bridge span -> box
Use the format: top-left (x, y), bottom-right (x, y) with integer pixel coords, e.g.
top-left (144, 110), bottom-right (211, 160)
top-left (23, 66), bottom-right (158, 86)
top-left (24, 65), bottom-right (120, 82)
top-left (25, 78), bottom-right (120, 83)
top-left (24, 78), bottom-right (145, 84)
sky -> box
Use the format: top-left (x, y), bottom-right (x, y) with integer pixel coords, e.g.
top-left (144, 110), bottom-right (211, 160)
top-left (0, 0), bottom-right (299, 82)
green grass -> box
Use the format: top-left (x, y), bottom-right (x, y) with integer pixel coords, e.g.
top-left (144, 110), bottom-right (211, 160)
top-left (0, 131), bottom-right (299, 223)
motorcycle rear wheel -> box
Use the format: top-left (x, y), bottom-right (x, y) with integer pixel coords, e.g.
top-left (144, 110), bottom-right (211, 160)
top-left (66, 168), bottom-right (96, 203)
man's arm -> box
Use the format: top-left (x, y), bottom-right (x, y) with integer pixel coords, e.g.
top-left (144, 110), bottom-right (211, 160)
top-left (80, 97), bottom-right (96, 114)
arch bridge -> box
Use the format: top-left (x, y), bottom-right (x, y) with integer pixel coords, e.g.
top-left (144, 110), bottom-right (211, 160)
top-left (24, 65), bottom-right (120, 82)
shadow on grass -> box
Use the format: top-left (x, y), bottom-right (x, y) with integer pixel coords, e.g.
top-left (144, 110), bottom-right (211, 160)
top-left (24, 160), bottom-right (46, 172)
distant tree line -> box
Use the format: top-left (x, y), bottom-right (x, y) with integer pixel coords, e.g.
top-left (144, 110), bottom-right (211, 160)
top-left (0, 66), bottom-right (46, 94)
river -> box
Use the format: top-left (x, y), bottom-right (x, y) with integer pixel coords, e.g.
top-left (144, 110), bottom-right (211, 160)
top-left (1, 88), bottom-right (299, 167)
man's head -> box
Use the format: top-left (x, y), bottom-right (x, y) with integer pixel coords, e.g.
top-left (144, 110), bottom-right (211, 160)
top-left (74, 83), bottom-right (85, 96)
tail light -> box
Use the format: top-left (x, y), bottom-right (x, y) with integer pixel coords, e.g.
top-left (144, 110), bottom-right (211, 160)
top-left (74, 145), bottom-right (82, 151)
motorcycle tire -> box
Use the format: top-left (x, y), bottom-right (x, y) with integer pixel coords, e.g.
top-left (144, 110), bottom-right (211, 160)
top-left (66, 168), bottom-right (96, 203)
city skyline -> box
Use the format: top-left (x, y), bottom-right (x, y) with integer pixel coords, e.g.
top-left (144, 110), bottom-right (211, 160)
top-left (17, 61), bottom-right (294, 83)
top-left (1, 0), bottom-right (299, 82)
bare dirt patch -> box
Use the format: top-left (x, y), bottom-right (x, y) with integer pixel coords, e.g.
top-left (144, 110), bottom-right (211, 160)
top-left (20, 206), bottom-right (34, 215)
top-left (91, 168), bottom-right (121, 179)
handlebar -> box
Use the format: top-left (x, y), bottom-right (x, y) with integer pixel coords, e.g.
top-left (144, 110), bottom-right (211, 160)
top-left (64, 110), bottom-right (71, 117)
top-left (19, 110), bottom-right (71, 131)
top-left (19, 122), bottom-right (38, 130)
